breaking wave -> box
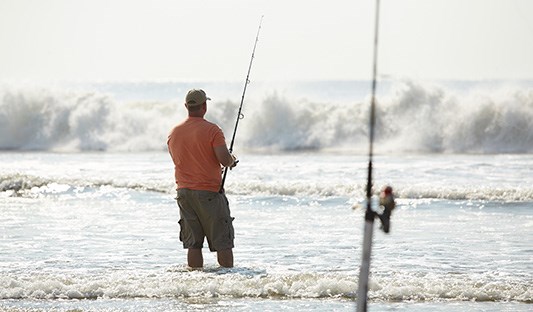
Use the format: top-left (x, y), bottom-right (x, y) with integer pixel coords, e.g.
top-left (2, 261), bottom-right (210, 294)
top-left (0, 269), bottom-right (530, 303)
top-left (1, 80), bottom-right (532, 153)
top-left (2, 173), bottom-right (532, 201)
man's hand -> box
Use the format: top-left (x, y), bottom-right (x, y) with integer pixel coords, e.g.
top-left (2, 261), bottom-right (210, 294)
top-left (229, 155), bottom-right (239, 170)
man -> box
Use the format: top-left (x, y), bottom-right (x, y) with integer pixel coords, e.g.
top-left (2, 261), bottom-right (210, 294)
top-left (167, 89), bottom-right (237, 268)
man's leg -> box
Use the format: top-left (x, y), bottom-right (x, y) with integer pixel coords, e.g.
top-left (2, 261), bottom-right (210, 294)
top-left (217, 248), bottom-right (233, 268)
top-left (187, 248), bottom-right (203, 268)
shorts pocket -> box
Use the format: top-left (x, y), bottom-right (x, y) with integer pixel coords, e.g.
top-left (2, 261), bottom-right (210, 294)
top-left (178, 219), bottom-right (185, 242)
top-left (199, 190), bottom-right (218, 202)
top-left (226, 217), bottom-right (235, 240)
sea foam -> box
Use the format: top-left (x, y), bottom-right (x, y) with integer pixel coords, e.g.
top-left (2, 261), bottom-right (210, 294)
top-left (0, 269), bottom-right (529, 302)
top-left (1, 81), bottom-right (532, 153)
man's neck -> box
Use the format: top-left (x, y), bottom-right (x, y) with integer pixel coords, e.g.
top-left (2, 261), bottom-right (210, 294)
top-left (188, 112), bottom-right (205, 118)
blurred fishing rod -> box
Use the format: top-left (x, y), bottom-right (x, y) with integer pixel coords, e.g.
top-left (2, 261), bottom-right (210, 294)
top-left (219, 15), bottom-right (263, 193)
top-left (356, 0), bottom-right (396, 311)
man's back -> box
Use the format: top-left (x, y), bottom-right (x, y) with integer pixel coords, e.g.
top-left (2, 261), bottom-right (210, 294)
top-left (167, 116), bottom-right (227, 192)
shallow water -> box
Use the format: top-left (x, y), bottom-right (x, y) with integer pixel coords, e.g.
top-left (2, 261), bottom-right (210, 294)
top-left (0, 152), bottom-right (531, 311)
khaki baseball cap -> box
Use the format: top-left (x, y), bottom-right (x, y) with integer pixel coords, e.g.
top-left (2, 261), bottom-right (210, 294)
top-left (185, 89), bottom-right (211, 106)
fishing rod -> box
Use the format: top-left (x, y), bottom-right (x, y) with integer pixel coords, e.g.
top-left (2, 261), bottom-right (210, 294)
top-left (356, 0), bottom-right (396, 311)
top-left (219, 15), bottom-right (263, 193)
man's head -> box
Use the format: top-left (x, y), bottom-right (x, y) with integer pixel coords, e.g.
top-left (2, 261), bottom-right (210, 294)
top-left (185, 89), bottom-right (210, 112)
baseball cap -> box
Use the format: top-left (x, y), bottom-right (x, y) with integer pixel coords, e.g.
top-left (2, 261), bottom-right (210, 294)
top-left (185, 89), bottom-right (211, 106)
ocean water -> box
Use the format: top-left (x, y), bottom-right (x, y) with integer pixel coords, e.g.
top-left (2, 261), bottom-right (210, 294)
top-left (0, 80), bottom-right (532, 311)
top-left (1, 79), bottom-right (532, 153)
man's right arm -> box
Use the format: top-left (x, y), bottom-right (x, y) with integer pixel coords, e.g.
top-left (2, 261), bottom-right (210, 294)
top-left (214, 145), bottom-right (236, 168)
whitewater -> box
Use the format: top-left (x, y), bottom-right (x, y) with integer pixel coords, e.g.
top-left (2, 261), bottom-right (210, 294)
top-left (0, 80), bottom-right (532, 311)
top-left (1, 80), bottom-right (532, 153)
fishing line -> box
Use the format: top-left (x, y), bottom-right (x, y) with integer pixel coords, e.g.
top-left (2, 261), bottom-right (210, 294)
top-left (220, 15), bottom-right (264, 193)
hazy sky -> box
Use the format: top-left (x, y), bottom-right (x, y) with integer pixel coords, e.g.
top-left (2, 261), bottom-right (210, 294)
top-left (1, 0), bottom-right (532, 82)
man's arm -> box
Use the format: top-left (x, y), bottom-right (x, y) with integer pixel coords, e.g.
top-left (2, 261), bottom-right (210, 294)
top-left (214, 145), bottom-right (236, 167)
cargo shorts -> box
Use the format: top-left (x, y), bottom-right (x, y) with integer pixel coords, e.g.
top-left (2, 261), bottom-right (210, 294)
top-left (176, 188), bottom-right (235, 252)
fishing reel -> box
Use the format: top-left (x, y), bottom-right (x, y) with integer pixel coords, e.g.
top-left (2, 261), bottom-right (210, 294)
top-left (365, 186), bottom-right (396, 233)
top-left (377, 186), bottom-right (395, 233)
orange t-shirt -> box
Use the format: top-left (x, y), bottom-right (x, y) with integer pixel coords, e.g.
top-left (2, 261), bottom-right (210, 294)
top-left (167, 117), bottom-right (227, 192)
